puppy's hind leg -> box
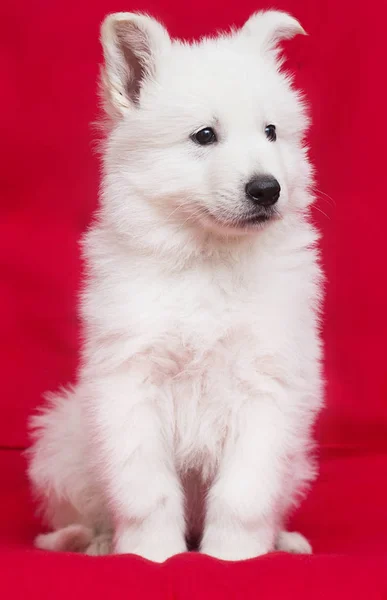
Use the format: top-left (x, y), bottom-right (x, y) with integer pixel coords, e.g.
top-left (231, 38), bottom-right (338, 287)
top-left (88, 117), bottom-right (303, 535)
top-left (275, 530), bottom-right (312, 554)
top-left (35, 525), bottom-right (94, 553)
top-left (35, 526), bottom-right (113, 555)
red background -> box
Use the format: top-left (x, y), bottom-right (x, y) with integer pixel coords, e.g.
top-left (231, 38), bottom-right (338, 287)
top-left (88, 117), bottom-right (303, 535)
top-left (1, 0), bottom-right (387, 597)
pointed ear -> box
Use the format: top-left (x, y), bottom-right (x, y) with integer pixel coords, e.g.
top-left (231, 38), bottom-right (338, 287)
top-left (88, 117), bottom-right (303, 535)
top-left (242, 10), bottom-right (306, 53)
top-left (100, 12), bottom-right (171, 118)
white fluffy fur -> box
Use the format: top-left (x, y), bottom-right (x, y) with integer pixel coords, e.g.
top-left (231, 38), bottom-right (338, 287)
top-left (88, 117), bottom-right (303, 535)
top-left (28, 11), bottom-right (323, 562)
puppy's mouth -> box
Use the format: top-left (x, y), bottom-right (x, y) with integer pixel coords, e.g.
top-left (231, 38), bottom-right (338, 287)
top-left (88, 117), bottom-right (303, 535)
top-left (237, 212), bottom-right (274, 226)
top-left (201, 208), bottom-right (279, 232)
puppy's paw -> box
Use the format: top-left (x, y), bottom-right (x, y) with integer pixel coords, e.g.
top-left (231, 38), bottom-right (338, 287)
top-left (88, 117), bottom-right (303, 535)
top-left (201, 544), bottom-right (269, 561)
top-left (201, 526), bottom-right (272, 561)
top-left (275, 530), bottom-right (312, 554)
top-left (35, 524), bottom-right (93, 553)
top-left (85, 532), bottom-right (112, 556)
top-left (114, 527), bottom-right (186, 562)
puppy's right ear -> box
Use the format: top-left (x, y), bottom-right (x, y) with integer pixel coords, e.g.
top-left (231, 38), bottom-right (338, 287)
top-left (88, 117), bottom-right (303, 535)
top-left (100, 13), bottom-right (171, 119)
top-left (242, 11), bottom-right (306, 56)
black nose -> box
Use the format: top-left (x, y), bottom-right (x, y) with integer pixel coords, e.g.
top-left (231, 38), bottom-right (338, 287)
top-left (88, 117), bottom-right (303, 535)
top-left (245, 176), bottom-right (281, 207)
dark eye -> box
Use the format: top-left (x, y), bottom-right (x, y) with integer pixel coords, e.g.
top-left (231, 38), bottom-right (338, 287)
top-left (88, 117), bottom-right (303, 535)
top-left (191, 127), bottom-right (217, 146)
top-left (265, 124), bottom-right (277, 142)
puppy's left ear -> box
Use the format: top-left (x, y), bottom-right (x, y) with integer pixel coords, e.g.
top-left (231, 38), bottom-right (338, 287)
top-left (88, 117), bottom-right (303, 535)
top-left (100, 12), bottom-right (171, 119)
top-left (242, 10), bottom-right (306, 53)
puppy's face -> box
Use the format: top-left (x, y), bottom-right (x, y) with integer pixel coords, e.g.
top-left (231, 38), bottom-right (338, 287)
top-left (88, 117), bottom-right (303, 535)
top-left (101, 11), bottom-right (312, 238)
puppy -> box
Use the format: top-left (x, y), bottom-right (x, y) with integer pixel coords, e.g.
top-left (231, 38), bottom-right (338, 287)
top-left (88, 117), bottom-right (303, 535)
top-left (28, 10), bottom-right (323, 562)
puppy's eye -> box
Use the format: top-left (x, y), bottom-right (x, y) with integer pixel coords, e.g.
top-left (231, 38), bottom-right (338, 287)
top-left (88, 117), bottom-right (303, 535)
top-left (265, 124), bottom-right (277, 142)
top-left (191, 127), bottom-right (217, 146)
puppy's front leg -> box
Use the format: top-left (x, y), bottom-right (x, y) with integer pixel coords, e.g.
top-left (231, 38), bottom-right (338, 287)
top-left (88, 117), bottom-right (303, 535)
top-left (201, 380), bottom-right (291, 561)
top-left (88, 369), bottom-right (186, 562)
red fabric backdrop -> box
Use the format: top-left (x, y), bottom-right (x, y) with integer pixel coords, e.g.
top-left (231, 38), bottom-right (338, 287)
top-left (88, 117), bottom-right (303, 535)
top-left (1, 0), bottom-right (387, 597)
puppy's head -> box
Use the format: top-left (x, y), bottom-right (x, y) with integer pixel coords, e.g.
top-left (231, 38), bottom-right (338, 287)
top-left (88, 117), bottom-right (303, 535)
top-left (99, 11), bottom-right (312, 243)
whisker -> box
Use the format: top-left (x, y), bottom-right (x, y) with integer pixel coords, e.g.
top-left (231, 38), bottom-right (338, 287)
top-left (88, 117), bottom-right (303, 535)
top-left (312, 204), bottom-right (330, 220)
top-left (172, 207), bottom-right (207, 233)
top-left (312, 187), bottom-right (336, 209)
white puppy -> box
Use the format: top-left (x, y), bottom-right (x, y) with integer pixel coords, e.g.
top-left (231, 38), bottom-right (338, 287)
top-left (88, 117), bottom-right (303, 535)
top-left (28, 11), bottom-right (323, 562)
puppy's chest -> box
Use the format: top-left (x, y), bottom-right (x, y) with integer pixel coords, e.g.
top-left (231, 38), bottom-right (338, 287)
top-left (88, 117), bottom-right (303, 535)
top-left (152, 287), bottom-right (286, 398)
top-left (145, 267), bottom-right (293, 386)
